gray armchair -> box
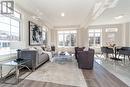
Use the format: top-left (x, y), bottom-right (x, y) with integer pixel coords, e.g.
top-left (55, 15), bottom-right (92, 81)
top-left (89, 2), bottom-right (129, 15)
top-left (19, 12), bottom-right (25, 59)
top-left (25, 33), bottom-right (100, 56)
top-left (77, 49), bottom-right (94, 69)
top-left (75, 47), bottom-right (85, 59)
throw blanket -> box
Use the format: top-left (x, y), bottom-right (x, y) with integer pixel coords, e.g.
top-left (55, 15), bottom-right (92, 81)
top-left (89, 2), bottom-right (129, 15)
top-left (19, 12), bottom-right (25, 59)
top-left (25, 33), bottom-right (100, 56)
top-left (43, 51), bottom-right (53, 62)
top-left (29, 46), bottom-right (53, 62)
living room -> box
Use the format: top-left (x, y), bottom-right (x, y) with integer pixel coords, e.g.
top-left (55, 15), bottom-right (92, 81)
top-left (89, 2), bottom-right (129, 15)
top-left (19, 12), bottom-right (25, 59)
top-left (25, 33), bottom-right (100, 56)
top-left (0, 0), bottom-right (130, 87)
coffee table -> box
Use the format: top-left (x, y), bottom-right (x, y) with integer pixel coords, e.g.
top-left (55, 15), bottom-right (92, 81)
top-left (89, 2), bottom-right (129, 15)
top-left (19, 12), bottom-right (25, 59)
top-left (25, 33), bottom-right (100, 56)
top-left (52, 52), bottom-right (73, 64)
top-left (0, 59), bottom-right (32, 84)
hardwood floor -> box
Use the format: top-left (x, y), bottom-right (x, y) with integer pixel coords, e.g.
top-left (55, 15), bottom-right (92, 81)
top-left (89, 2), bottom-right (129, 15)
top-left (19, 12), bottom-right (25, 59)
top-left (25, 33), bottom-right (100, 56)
top-left (0, 61), bottom-right (129, 87)
top-left (82, 62), bottom-right (129, 87)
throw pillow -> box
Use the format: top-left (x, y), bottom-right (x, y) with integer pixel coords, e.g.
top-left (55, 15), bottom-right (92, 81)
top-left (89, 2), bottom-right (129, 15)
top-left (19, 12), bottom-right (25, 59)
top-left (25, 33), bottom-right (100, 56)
top-left (41, 46), bottom-right (45, 51)
top-left (29, 47), bottom-right (37, 50)
top-left (83, 47), bottom-right (89, 51)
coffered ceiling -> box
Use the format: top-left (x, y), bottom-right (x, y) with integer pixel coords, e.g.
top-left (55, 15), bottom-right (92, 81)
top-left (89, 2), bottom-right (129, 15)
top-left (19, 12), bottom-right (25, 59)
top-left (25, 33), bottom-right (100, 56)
top-left (91, 0), bottom-right (130, 25)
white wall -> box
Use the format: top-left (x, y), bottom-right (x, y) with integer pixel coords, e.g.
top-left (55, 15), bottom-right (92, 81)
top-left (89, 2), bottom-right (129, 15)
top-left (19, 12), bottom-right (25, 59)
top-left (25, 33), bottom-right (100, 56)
top-left (50, 22), bottom-right (130, 53)
top-left (15, 5), bottom-right (50, 49)
top-left (0, 5), bottom-right (51, 72)
top-left (87, 23), bottom-right (130, 47)
top-left (50, 28), bottom-right (82, 52)
top-left (79, 28), bottom-right (89, 47)
top-left (124, 22), bottom-right (130, 46)
top-left (87, 24), bottom-right (124, 46)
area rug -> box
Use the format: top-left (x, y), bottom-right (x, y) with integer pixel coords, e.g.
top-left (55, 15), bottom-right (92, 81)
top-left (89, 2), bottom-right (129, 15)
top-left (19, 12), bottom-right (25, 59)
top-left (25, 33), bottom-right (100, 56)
top-left (0, 79), bottom-right (78, 87)
top-left (26, 58), bottom-right (87, 87)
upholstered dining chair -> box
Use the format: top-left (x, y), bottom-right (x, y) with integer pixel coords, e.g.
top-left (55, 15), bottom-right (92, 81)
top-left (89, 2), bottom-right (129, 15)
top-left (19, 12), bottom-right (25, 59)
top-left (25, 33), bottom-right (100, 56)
top-left (100, 47), bottom-right (114, 58)
top-left (118, 47), bottom-right (130, 61)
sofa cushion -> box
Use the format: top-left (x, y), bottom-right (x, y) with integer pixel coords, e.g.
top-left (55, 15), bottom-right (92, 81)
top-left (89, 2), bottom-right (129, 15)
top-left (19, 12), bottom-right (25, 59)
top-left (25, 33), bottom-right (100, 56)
top-left (39, 53), bottom-right (49, 64)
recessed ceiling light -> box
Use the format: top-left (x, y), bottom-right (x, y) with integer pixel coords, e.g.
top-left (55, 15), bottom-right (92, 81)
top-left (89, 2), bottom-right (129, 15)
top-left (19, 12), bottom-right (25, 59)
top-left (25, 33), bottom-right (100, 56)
top-left (114, 15), bottom-right (124, 19)
top-left (61, 12), bottom-right (65, 17)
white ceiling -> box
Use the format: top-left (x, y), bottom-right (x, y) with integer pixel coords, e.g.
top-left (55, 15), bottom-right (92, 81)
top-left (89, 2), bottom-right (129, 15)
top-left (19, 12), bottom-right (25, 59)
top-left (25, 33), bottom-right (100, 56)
top-left (91, 0), bottom-right (130, 25)
top-left (15, 0), bottom-right (124, 28)
top-left (15, 0), bottom-right (96, 28)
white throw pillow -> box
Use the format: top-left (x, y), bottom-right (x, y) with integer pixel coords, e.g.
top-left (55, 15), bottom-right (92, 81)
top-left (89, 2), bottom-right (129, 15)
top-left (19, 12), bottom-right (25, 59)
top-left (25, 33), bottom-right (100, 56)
top-left (28, 47), bottom-right (37, 50)
top-left (83, 47), bottom-right (89, 51)
top-left (34, 46), bottom-right (43, 51)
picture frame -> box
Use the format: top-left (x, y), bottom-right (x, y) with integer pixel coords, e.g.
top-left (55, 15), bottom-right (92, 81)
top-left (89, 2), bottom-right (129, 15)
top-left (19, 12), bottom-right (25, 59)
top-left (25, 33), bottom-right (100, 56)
top-left (29, 21), bottom-right (43, 46)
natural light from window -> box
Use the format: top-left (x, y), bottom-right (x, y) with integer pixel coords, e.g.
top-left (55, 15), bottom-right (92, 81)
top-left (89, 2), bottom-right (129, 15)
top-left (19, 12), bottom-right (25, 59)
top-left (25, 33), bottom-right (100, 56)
top-left (88, 29), bottom-right (102, 48)
top-left (0, 11), bottom-right (21, 60)
top-left (58, 30), bottom-right (77, 47)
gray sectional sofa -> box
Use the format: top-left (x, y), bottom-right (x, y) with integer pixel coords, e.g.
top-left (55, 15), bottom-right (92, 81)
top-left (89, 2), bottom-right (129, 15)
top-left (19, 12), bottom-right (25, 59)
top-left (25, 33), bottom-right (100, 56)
top-left (20, 50), bottom-right (49, 71)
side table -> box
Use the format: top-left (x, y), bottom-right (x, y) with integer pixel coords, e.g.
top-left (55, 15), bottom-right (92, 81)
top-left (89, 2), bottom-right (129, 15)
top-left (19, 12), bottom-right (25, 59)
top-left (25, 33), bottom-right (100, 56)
top-left (0, 59), bottom-right (32, 84)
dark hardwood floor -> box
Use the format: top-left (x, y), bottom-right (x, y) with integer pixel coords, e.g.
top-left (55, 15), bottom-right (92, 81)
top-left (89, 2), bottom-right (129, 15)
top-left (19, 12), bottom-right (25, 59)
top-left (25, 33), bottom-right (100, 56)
top-left (82, 62), bottom-right (129, 87)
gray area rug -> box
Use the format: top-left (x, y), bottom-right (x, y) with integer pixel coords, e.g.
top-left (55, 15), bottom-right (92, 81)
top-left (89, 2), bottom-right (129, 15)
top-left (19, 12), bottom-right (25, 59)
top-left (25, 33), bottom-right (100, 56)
top-left (0, 79), bottom-right (79, 87)
top-left (26, 58), bottom-right (87, 87)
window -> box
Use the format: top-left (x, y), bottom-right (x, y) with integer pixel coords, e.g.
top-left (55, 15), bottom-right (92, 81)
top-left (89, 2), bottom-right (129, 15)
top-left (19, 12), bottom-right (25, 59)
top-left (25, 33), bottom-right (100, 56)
top-left (58, 30), bottom-right (77, 47)
top-left (88, 29), bottom-right (102, 47)
top-left (105, 28), bottom-right (118, 44)
top-left (42, 27), bottom-right (48, 44)
top-left (0, 11), bottom-right (21, 59)
top-left (1, 1), bottom-right (14, 14)
top-left (106, 28), bottom-right (118, 32)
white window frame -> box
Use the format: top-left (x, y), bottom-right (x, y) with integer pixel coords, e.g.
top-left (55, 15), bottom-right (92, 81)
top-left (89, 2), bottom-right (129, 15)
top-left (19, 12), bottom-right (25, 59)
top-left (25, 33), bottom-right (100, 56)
top-left (42, 27), bottom-right (48, 44)
top-left (88, 29), bottom-right (102, 48)
top-left (57, 30), bottom-right (77, 48)
top-left (105, 28), bottom-right (118, 44)
top-left (0, 9), bottom-right (21, 59)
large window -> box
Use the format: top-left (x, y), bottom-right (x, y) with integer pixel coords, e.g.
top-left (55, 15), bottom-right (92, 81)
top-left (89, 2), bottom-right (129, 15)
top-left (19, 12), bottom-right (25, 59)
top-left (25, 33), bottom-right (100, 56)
top-left (105, 28), bottom-right (118, 44)
top-left (42, 27), bottom-right (48, 44)
top-left (88, 29), bottom-right (102, 47)
top-left (58, 30), bottom-right (77, 47)
top-left (0, 11), bottom-right (21, 59)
